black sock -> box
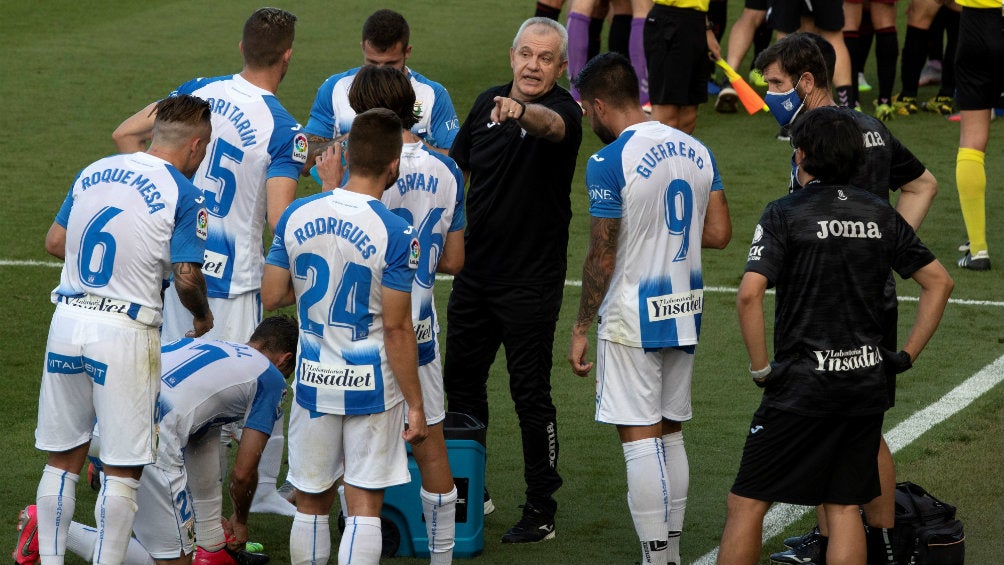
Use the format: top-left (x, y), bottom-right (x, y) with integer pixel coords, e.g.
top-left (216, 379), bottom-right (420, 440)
top-left (609, 14), bottom-right (632, 56)
top-left (844, 31), bottom-right (863, 105)
top-left (938, 8), bottom-right (959, 97)
top-left (707, 0), bottom-right (727, 41)
top-left (900, 26), bottom-right (928, 97)
top-left (866, 526), bottom-right (897, 564)
top-left (535, 2), bottom-right (561, 20)
top-left (752, 21), bottom-right (772, 62)
top-left (875, 27), bottom-right (898, 103)
top-left (588, 17), bottom-right (604, 60)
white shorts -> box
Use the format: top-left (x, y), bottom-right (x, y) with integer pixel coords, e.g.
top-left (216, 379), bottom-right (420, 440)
top-left (35, 305), bottom-right (160, 466)
top-left (161, 286), bottom-right (261, 343)
top-left (595, 339), bottom-right (695, 426)
top-left (407, 358), bottom-right (446, 426)
top-left (132, 464), bottom-right (195, 559)
top-left (286, 400), bottom-right (409, 493)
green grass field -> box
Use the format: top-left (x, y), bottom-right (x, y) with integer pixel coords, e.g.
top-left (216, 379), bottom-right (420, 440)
top-left (1, 1), bottom-right (1001, 564)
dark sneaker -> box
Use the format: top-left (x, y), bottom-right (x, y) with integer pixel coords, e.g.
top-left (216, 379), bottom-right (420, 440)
top-left (959, 240), bottom-right (970, 253)
top-left (958, 250), bottom-right (990, 271)
top-left (783, 526), bottom-right (821, 549)
top-left (770, 531), bottom-right (827, 564)
top-left (715, 87), bottom-right (739, 114)
top-left (501, 504), bottom-right (555, 544)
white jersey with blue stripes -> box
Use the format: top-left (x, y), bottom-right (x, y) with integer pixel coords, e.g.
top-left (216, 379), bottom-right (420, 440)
top-left (172, 74), bottom-right (307, 299)
top-left (51, 152), bottom-right (207, 324)
top-left (266, 189), bottom-right (419, 416)
top-left (156, 337), bottom-right (286, 469)
top-left (381, 141), bottom-right (465, 366)
top-left (587, 121), bottom-right (724, 348)
top-left (305, 67), bottom-right (460, 149)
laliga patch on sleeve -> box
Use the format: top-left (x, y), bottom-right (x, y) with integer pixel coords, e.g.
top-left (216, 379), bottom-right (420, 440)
top-left (196, 208), bottom-right (209, 240)
top-left (292, 132), bottom-right (308, 163)
top-left (409, 238), bottom-right (420, 269)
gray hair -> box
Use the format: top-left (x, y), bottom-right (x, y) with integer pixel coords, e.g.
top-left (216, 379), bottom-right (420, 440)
top-left (512, 17), bottom-right (568, 62)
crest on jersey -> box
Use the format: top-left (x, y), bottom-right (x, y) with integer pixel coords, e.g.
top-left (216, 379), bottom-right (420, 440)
top-left (196, 208), bottom-right (209, 240)
top-left (752, 224), bottom-right (763, 244)
top-left (413, 100), bottom-right (424, 119)
top-left (409, 238), bottom-right (421, 269)
top-left (292, 132), bottom-right (308, 163)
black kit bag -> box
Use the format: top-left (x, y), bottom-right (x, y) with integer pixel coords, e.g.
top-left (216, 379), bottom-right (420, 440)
top-left (894, 482), bottom-right (966, 565)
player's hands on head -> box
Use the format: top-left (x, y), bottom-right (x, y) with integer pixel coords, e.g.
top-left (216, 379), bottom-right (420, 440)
top-left (403, 408), bottom-right (429, 446)
top-left (568, 331), bottom-right (594, 377)
top-left (187, 313), bottom-right (214, 338)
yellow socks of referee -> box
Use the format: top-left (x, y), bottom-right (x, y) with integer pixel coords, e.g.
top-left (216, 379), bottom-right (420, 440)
top-left (956, 147), bottom-right (987, 255)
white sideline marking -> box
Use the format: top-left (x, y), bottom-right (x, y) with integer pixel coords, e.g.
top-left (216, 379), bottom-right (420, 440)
top-left (692, 354), bottom-right (1004, 565)
top-left (4, 262), bottom-right (1001, 308)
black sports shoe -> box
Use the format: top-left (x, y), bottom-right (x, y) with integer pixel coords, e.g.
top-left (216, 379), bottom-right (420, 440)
top-left (501, 503), bottom-right (555, 544)
top-left (783, 526), bottom-right (821, 549)
top-left (770, 531), bottom-right (827, 564)
top-left (484, 487), bottom-right (495, 516)
top-left (958, 250), bottom-right (990, 271)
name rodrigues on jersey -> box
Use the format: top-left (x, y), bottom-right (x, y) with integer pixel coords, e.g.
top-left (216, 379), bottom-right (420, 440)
top-left (396, 172), bottom-right (439, 196)
top-left (812, 345), bottom-right (883, 372)
top-left (299, 359), bottom-right (376, 391)
top-left (292, 216), bottom-right (377, 258)
top-left (647, 289), bottom-right (704, 322)
top-left (206, 97), bottom-right (258, 148)
top-left (79, 168), bottom-right (166, 214)
top-left (636, 140), bottom-right (705, 179)
top-left (815, 220), bottom-right (882, 239)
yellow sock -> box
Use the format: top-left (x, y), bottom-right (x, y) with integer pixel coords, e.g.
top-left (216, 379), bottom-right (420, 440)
top-left (956, 147), bottom-right (987, 255)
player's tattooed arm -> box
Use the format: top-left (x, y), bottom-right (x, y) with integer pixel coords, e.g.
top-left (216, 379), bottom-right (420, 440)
top-left (575, 216), bottom-right (620, 333)
top-left (301, 133), bottom-right (335, 176)
top-left (173, 261), bottom-right (213, 336)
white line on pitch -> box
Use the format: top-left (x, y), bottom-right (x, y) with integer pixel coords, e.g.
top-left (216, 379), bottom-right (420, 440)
top-left (5, 261), bottom-right (1001, 308)
top-left (691, 354), bottom-right (1004, 565)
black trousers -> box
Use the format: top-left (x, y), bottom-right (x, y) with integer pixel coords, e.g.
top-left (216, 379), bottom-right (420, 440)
top-left (443, 274), bottom-right (564, 516)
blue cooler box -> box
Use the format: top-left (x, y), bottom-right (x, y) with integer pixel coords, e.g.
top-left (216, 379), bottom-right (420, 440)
top-left (381, 412), bottom-right (486, 558)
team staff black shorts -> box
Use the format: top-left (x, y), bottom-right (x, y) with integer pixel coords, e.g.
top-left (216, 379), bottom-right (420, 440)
top-left (645, 4), bottom-right (712, 106)
top-left (766, 0), bottom-right (844, 33)
top-left (746, 0), bottom-right (768, 12)
top-left (731, 404), bottom-right (883, 506)
top-left (955, 7), bottom-right (1004, 111)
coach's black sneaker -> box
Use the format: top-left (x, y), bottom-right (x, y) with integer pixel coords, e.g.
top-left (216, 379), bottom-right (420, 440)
top-left (770, 531), bottom-right (827, 564)
top-left (501, 503), bottom-right (555, 544)
top-left (958, 250), bottom-right (990, 271)
top-left (782, 526), bottom-right (821, 549)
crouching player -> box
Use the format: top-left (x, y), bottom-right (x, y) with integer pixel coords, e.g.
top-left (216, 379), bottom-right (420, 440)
top-left (15, 316), bottom-right (297, 565)
top-left (717, 107), bottom-right (953, 565)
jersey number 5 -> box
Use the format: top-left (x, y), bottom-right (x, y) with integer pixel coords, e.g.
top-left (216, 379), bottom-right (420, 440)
top-left (203, 139), bottom-right (244, 217)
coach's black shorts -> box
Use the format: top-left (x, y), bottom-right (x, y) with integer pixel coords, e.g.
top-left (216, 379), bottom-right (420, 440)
top-left (766, 0), bottom-right (844, 33)
top-left (746, 0), bottom-right (768, 12)
top-left (731, 404), bottom-right (883, 506)
top-left (645, 4), bottom-right (712, 106)
top-left (955, 7), bottom-right (1004, 111)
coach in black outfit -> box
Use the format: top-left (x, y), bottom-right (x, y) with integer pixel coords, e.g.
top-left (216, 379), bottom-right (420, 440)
top-left (444, 16), bottom-right (582, 544)
top-left (716, 107), bottom-right (953, 565)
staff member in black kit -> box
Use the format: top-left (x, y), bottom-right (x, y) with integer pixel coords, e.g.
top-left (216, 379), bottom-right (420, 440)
top-left (444, 16), bottom-right (582, 544)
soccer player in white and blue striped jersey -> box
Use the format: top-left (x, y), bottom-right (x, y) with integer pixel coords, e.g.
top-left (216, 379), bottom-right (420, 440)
top-left (262, 108), bottom-right (429, 565)
top-left (35, 95), bottom-right (213, 565)
top-left (304, 9), bottom-right (460, 156)
top-left (113, 8), bottom-right (307, 517)
top-left (568, 53), bottom-right (732, 565)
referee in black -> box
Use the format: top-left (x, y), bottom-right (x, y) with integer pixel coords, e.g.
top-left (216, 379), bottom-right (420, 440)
top-left (443, 17), bottom-right (582, 544)
top-left (717, 106), bottom-right (953, 565)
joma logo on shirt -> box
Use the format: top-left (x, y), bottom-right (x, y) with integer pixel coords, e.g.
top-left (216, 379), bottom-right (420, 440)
top-left (815, 220), bottom-right (882, 239)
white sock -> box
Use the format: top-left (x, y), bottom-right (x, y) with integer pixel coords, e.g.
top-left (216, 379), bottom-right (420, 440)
top-left (251, 419), bottom-right (293, 516)
top-left (66, 522), bottom-right (153, 565)
top-left (663, 431), bottom-right (689, 565)
top-left (338, 516), bottom-right (382, 565)
top-left (623, 438), bottom-right (669, 565)
top-left (421, 486), bottom-right (457, 565)
top-left (290, 512), bottom-right (330, 565)
top-left (37, 465), bottom-right (79, 562)
top-left (93, 475), bottom-right (140, 565)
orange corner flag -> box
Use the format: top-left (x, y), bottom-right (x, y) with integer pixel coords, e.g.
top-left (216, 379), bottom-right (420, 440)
top-left (715, 59), bottom-right (769, 115)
